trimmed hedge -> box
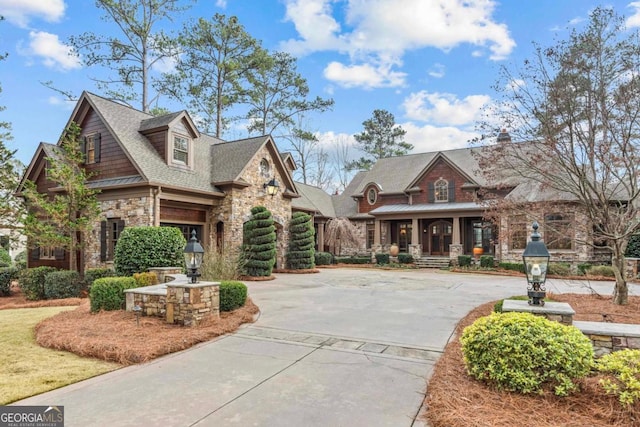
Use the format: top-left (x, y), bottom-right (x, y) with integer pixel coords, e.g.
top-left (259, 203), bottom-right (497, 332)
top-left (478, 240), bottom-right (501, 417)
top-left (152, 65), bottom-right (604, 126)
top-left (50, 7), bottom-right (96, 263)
top-left (287, 212), bottom-right (315, 270)
top-left (398, 254), bottom-right (414, 264)
top-left (479, 255), bottom-right (494, 268)
top-left (243, 206), bottom-right (276, 277)
top-left (89, 276), bottom-right (137, 312)
top-left (548, 262), bottom-right (572, 276)
top-left (375, 253), bottom-right (389, 264)
top-left (133, 272), bottom-right (159, 287)
top-left (0, 247), bottom-right (11, 267)
top-left (458, 255), bottom-right (472, 267)
top-left (498, 262), bottom-right (525, 273)
top-left (0, 267), bottom-right (19, 296)
top-left (626, 234), bottom-right (640, 258)
top-left (20, 266), bottom-right (58, 300)
top-left (461, 312), bottom-right (593, 396)
top-left (114, 226), bottom-right (186, 276)
top-left (588, 265), bottom-right (616, 277)
top-left (335, 256), bottom-right (371, 264)
top-left (44, 270), bottom-right (82, 299)
top-left (314, 252), bottom-right (333, 265)
top-left (84, 268), bottom-right (116, 290)
top-left (219, 281), bottom-right (247, 311)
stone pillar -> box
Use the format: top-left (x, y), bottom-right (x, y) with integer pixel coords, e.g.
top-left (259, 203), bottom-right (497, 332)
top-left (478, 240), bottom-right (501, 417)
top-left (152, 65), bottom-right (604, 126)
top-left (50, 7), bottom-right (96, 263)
top-left (317, 221), bottom-right (325, 252)
top-left (452, 216), bottom-right (461, 245)
top-left (374, 219), bottom-right (381, 245)
top-left (411, 218), bottom-right (419, 247)
top-left (166, 281), bottom-right (220, 326)
top-left (449, 244), bottom-right (463, 264)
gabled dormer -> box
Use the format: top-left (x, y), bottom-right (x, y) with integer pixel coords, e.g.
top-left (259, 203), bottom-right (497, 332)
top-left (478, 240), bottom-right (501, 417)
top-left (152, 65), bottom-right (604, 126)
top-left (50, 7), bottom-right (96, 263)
top-left (408, 152), bottom-right (479, 204)
top-left (139, 111), bottom-right (200, 170)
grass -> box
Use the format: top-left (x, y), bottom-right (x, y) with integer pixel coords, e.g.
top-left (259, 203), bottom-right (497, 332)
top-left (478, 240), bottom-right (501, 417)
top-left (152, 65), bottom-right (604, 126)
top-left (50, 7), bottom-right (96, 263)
top-left (0, 306), bottom-right (119, 404)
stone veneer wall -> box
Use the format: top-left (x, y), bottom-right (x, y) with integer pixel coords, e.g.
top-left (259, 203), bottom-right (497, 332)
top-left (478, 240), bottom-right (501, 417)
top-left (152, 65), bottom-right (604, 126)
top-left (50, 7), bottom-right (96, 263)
top-left (214, 145), bottom-right (292, 269)
top-left (166, 282), bottom-right (220, 326)
top-left (85, 194), bottom-right (154, 269)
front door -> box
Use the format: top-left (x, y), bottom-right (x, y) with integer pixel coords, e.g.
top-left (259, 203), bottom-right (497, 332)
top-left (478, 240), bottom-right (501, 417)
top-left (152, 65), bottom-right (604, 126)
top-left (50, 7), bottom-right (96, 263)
top-left (430, 220), bottom-right (452, 255)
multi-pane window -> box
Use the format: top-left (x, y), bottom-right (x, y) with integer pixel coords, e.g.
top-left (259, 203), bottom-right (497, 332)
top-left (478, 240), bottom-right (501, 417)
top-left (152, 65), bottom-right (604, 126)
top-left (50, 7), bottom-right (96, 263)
top-left (101, 219), bottom-right (124, 262)
top-left (84, 133), bottom-right (100, 164)
top-left (367, 188), bottom-right (377, 205)
top-left (434, 179), bottom-right (448, 202)
top-left (173, 135), bottom-right (189, 165)
top-left (509, 217), bottom-right (528, 250)
top-left (40, 246), bottom-right (55, 260)
top-left (366, 222), bottom-right (375, 248)
top-left (544, 213), bottom-right (573, 250)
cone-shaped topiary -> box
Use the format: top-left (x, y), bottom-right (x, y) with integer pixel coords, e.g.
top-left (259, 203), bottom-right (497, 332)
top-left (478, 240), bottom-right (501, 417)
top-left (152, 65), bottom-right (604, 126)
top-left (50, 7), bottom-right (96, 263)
top-left (243, 206), bottom-right (276, 277)
top-left (287, 212), bottom-right (315, 269)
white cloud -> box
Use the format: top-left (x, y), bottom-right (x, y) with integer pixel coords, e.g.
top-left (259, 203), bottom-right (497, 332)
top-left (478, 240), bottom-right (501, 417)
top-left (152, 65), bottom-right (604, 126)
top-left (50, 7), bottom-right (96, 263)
top-left (628, 2), bottom-right (640, 28)
top-left (0, 0), bottom-right (65, 28)
top-left (428, 63), bottom-right (445, 78)
top-left (505, 78), bottom-right (525, 92)
top-left (323, 60), bottom-right (407, 89)
top-left (402, 91), bottom-right (490, 126)
top-left (47, 96), bottom-right (75, 109)
top-left (279, 0), bottom-right (347, 55)
top-left (402, 122), bottom-right (479, 153)
top-left (216, 0), bottom-right (227, 8)
top-left (21, 31), bottom-right (81, 71)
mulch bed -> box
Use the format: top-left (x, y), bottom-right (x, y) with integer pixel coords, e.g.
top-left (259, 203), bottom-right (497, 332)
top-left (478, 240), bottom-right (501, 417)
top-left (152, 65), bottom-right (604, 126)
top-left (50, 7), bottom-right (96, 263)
top-left (0, 284), bottom-right (83, 310)
top-left (424, 294), bottom-right (640, 427)
top-left (240, 275), bottom-right (276, 281)
top-left (273, 268), bottom-right (320, 274)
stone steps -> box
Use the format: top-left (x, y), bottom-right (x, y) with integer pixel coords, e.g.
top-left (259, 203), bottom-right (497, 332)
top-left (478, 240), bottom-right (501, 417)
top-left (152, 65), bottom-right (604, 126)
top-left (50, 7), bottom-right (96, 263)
top-left (415, 257), bottom-right (451, 269)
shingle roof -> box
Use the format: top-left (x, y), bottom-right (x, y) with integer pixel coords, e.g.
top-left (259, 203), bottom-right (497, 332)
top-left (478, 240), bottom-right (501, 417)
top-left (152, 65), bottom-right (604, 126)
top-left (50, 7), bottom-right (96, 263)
top-left (210, 136), bottom-right (268, 183)
top-left (333, 171), bottom-right (367, 217)
top-left (292, 182), bottom-right (336, 217)
top-left (139, 111), bottom-right (184, 132)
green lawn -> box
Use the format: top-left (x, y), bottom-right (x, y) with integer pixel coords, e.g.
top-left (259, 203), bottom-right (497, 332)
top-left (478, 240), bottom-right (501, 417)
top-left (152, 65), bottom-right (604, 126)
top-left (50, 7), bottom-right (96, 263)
top-left (0, 306), bottom-right (119, 404)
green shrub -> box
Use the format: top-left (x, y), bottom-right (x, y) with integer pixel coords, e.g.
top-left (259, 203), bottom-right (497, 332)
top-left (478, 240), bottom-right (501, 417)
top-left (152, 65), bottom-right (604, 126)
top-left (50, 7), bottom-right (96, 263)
top-left (201, 250), bottom-right (244, 281)
top-left (14, 250), bottom-right (26, 271)
top-left (625, 234), bottom-right (640, 258)
top-left (498, 262), bottom-right (525, 273)
top-left (84, 268), bottom-right (116, 290)
top-left (19, 266), bottom-right (58, 300)
top-left (335, 256), bottom-right (371, 264)
top-left (588, 265), bottom-right (616, 277)
top-left (89, 276), bottom-right (137, 312)
top-left (219, 281), bottom-right (248, 311)
top-left (458, 255), bottom-right (472, 267)
top-left (133, 272), bottom-right (159, 287)
top-left (548, 262), bottom-right (571, 276)
top-left (493, 295), bottom-right (530, 313)
top-left (577, 263), bottom-right (593, 275)
top-left (287, 212), bottom-right (315, 270)
top-left (0, 267), bottom-right (19, 296)
top-left (114, 226), bottom-right (186, 276)
top-left (398, 254), bottom-right (414, 264)
top-left (460, 312), bottom-right (593, 396)
top-left (0, 247), bottom-right (11, 267)
top-left (243, 206), bottom-right (276, 277)
top-left (480, 255), bottom-right (494, 268)
top-left (375, 253), bottom-right (389, 264)
top-left (44, 270), bottom-right (82, 299)
top-left (314, 252), bottom-right (333, 266)
top-left (597, 349), bottom-right (640, 407)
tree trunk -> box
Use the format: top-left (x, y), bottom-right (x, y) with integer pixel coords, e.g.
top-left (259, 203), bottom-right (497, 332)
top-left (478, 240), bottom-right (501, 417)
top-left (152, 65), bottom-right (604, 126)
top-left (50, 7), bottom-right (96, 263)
top-left (611, 251), bottom-right (628, 305)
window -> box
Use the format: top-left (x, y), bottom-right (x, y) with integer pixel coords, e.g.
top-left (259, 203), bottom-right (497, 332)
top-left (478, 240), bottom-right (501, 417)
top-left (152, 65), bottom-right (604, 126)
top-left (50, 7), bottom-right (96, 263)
top-left (434, 179), bottom-right (448, 202)
top-left (82, 133), bottom-right (101, 164)
top-left (544, 213), bottom-right (573, 250)
top-left (259, 159), bottom-right (270, 178)
top-left (101, 219), bottom-right (125, 262)
top-left (509, 217), bottom-right (528, 250)
top-left (40, 246), bottom-right (55, 260)
top-left (367, 187), bottom-right (377, 205)
top-left (366, 222), bottom-right (375, 248)
top-left (172, 135), bottom-right (189, 165)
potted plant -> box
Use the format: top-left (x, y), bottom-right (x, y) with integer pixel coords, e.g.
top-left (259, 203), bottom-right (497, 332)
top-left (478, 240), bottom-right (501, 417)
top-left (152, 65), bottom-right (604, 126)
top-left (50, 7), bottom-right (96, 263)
top-left (390, 243), bottom-right (399, 257)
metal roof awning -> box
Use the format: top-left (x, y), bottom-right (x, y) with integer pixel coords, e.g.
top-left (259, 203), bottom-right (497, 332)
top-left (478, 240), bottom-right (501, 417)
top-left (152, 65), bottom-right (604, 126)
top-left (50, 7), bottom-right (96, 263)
top-left (369, 202), bottom-right (484, 215)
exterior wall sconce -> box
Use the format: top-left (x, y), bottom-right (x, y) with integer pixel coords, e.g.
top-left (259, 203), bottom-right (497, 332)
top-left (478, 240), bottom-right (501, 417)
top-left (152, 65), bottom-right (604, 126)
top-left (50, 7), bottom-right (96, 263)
top-left (522, 222), bottom-right (550, 306)
top-left (264, 177), bottom-right (280, 197)
top-left (184, 229), bottom-right (204, 284)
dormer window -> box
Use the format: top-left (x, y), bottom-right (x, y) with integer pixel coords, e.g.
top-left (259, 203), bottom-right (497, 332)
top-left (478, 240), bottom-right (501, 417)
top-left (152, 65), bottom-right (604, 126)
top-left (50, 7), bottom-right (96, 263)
top-left (83, 133), bottom-right (101, 164)
top-left (434, 178), bottom-right (448, 202)
top-left (367, 187), bottom-right (377, 205)
top-left (259, 158), bottom-right (270, 178)
top-left (172, 134), bottom-right (190, 166)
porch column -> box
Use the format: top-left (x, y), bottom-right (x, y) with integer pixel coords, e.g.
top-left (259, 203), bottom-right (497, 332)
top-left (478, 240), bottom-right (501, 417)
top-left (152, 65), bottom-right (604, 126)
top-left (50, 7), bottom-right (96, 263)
top-left (317, 220), bottom-right (325, 252)
top-left (374, 219), bottom-right (381, 245)
top-left (452, 216), bottom-right (461, 245)
top-left (411, 218), bottom-right (419, 244)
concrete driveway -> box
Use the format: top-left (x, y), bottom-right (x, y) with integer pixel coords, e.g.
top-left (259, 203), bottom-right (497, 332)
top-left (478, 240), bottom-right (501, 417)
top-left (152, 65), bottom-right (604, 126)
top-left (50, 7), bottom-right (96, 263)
top-left (16, 269), bottom-right (629, 426)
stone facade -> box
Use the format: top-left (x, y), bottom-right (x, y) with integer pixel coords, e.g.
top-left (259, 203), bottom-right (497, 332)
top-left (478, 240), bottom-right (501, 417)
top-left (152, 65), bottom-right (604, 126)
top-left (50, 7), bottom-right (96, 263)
top-left (166, 281), bottom-right (220, 326)
top-left (575, 321), bottom-right (640, 357)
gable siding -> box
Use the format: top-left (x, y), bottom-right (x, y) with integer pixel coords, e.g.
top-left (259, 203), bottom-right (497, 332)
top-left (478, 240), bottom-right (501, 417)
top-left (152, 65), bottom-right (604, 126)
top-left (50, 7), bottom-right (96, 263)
top-left (146, 131), bottom-right (167, 162)
top-left (79, 109), bottom-right (139, 179)
top-left (357, 184), bottom-right (408, 213)
top-left (412, 158), bottom-right (474, 204)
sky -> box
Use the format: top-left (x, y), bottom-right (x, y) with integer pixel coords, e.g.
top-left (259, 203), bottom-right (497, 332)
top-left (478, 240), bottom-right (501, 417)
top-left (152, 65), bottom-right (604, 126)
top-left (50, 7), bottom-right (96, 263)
top-left (1, 0), bottom-right (639, 170)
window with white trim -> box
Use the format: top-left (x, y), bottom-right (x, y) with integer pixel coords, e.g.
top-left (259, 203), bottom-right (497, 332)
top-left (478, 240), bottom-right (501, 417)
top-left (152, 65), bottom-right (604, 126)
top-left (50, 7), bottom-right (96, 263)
top-left (434, 178), bottom-right (448, 202)
top-left (367, 187), bottom-right (377, 205)
top-left (172, 134), bottom-right (189, 165)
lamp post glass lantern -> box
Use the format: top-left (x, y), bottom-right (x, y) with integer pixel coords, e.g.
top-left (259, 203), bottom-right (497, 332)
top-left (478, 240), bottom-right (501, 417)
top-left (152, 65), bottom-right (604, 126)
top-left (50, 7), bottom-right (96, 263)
top-left (264, 178), bottom-right (280, 197)
top-left (184, 230), bottom-right (204, 283)
top-left (522, 221), bottom-right (550, 306)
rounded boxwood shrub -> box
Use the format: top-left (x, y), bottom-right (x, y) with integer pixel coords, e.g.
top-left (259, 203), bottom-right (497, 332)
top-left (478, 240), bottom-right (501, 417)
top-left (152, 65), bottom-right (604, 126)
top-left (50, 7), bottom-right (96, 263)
top-left (84, 267), bottom-right (116, 290)
top-left (625, 234), bottom-right (640, 258)
top-left (398, 253), bottom-right (414, 264)
top-left (287, 212), bottom-right (315, 270)
top-left (458, 255), bottom-right (472, 267)
top-left (89, 276), bottom-right (137, 312)
top-left (219, 280), bottom-right (247, 311)
top-left (114, 226), bottom-right (186, 276)
top-left (587, 265), bottom-right (616, 277)
top-left (0, 267), bottom-right (19, 296)
top-left (596, 349), bottom-right (640, 407)
top-left (19, 266), bottom-right (58, 300)
top-left (133, 271), bottom-right (158, 287)
top-left (375, 253), bottom-right (389, 264)
top-left (460, 312), bottom-right (593, 396)
top-left (44, 270), bottom-right (82, 299)
top-left (314, 252), bottom-right (333, 265)
top-left (243, 206), bottom-right (276, 277)
top-left (479, 255), bottom-right (494, 268)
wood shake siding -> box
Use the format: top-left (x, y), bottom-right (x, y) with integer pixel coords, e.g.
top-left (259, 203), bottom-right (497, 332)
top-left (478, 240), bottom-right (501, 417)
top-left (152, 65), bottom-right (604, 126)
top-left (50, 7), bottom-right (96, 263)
top-left (80, 109), bottom-right (139, 179)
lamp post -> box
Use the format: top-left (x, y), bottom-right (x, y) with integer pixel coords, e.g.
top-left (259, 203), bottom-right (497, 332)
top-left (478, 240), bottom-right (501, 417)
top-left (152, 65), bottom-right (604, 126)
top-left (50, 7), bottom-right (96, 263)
top-left (263, 178), bottom-right (280, 197)
top-left (184, 230), bottom-right (204, 284)
top-left (522, 221), bottom-right (550, 306)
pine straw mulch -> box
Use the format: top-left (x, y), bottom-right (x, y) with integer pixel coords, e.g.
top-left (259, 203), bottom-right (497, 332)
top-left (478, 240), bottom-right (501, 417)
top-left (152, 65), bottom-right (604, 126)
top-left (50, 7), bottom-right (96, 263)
top-left (34, 298), bottom-right (259, 366)
top-left (0, 283), bottom-right (83, 309)
top-left (424, 293), bottom-right (640, 427)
